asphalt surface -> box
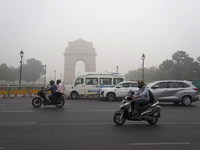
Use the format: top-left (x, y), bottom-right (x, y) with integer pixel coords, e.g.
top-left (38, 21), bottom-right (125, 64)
top-left (0, 97), bottom-right (200, 150)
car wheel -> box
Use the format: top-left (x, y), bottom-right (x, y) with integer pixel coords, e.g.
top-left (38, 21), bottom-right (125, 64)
top-left (181, 96), bottom-right (192, 106)
top-left (106, 93), bottom-right (115, 101)
top-left (71, 91), bottom-right (79, 99)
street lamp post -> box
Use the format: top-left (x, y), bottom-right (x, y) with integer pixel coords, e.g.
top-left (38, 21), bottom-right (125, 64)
top-left (44, 65), bottom-right (46, 87)
top-left (19, 50), bottom-right (24, 85)
top-left (142, 54), bottom-right (145, 80)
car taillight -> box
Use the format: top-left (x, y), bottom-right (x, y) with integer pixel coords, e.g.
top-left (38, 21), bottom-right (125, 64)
top-left (193, 88), bottom-right (198, 90)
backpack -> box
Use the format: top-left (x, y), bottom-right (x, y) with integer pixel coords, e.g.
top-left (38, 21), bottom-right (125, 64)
top-left (148, 89), bottom-right (155, 103)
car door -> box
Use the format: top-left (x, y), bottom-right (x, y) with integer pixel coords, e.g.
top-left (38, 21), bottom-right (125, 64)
top-left (115, 83), bottom-right (130, 97)
top-left (150, 82), bottom-right (168, 101)
top-left (166, 82), bottom-right (182, 100)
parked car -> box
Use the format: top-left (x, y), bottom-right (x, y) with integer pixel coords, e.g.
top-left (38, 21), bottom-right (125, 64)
top-left (146, 80), bottom-right (199, 106)
top-left (99, 81), bottom-right (138, 101)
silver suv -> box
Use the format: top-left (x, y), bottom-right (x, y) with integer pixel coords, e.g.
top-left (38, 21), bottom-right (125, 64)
top-left (99, 81), bottom-right (138, 101)
top-left (147, 80), bottom-right (199, 106)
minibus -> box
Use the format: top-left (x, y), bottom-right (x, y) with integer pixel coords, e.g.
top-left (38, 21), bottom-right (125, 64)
top-left (64, 72), bottom-right (125, 99)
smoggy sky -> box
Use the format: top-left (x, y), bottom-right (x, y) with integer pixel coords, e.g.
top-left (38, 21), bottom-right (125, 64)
top-left (0, 0), bottom-right (200, 81)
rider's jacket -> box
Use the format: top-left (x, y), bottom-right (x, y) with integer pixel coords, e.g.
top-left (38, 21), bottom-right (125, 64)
top-left (133, 85), bottom-right (150, 100)
top-left (45, 84), bottom-right (57, 94)
top-left (55, 83), bottom-right (63, 93)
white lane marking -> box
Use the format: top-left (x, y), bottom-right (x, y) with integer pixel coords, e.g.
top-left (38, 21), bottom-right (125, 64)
top-left (64, 110), bottom-right (116, 112)
top-left (130, 142), bottom-right (190, 145)
top-left (0, 122), bottom-right (36, 124)
top-left (1, 111), bottom-right (34, 112)
top-left (0, 147), bottom-right (3, 149)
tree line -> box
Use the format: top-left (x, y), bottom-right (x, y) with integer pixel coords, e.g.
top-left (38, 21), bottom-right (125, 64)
top-left (125, 51), bottom-right (200, 82)
top-left (1, 50), bottom-right (200, 85)
top-left (0, 58), bottom-right (45, 84)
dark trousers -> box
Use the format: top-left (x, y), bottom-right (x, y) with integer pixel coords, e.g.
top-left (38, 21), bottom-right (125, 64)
top-left (131, 98), bottom-right (149, 113)
top-left (55, 92), bottom-right (62, 98)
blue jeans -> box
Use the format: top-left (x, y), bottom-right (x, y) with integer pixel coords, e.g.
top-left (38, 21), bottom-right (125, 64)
top-left (45, 93), bottom-right (52, 101)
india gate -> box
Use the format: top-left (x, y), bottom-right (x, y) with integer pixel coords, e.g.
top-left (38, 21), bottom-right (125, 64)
top-left (63, 38), bottom-right (97, 84)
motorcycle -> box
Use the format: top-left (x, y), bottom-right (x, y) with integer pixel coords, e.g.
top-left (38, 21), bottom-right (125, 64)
top-left (113, 90), bottom-right (162, 125)
top-left (32, 90), bottom-right (65, 108)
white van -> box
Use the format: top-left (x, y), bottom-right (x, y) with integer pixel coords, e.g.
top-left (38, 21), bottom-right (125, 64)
top-left (64, 72), bottom-right (125, 99)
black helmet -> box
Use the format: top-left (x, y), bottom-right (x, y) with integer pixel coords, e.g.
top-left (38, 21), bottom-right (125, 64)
top-left (137, 80), bottom-right (145, 85)
top-left (57, 79), bottom-right (61, 85)
top-left (50, 80), bottom-right (55, 85)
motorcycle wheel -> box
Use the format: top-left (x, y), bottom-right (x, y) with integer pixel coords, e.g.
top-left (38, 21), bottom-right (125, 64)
top-left (147, 116), bottom-right (158, 125)
top-left (113, 113), bottom-right (126, 126)
top-left (32, 98), bottom-right (42, 108)
top-left (55, 97), bottom-right (65, 108)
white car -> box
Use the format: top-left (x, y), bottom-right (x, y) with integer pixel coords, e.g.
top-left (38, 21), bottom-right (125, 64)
top-left (99, 81), bottom-right (138, 101)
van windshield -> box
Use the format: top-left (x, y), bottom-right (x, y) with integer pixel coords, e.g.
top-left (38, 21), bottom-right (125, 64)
top-left (75, 78), bottom-right (84, 85)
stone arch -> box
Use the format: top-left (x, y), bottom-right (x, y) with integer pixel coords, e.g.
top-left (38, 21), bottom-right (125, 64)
top-left (63, 38), bottom-right (97, 84)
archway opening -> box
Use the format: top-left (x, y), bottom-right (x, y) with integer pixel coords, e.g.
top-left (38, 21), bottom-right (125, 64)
top-left (75, 60), bottom-right (85, 77)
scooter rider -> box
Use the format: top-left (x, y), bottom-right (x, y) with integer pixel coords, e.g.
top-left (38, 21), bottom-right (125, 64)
top-left (44, 80), bottom-right (57, 103)
top-left (131, 80), bottom-right (150, 117)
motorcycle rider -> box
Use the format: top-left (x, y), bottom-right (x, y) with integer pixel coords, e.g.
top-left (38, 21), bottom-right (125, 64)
top-left (55, 79), bottom-right (63, 98)
top-left (44, 80), bottom-right (57, 103)
top-left (131, 80), bottom-right (150, 117)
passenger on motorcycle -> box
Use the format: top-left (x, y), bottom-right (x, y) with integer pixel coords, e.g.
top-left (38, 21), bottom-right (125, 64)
top-left (55, 79), bottom-right (63, 98)
top-left (131, 80), bottom-right (150, 117)
top-left (44, 80), bottom-right (57, 103)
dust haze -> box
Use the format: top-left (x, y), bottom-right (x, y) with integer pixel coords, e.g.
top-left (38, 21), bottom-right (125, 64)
top-left (0, 0), bottom-right (200, 81)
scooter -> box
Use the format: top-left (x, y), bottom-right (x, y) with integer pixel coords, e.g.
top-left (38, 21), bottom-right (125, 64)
top-left (32, 90), bottom-right (65, 108)
top-left (113, 90), bottom-right (162, 125)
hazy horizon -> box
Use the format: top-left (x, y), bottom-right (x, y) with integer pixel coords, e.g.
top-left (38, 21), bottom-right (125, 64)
top-left (1, 0), bottom-right (200, 81)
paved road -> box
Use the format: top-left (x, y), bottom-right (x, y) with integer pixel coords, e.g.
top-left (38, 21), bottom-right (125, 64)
top-left (0, 98), bottom-right (200, 150)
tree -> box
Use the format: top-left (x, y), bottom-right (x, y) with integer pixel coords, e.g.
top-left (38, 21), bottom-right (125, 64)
top-left (23, 58), bottom-right (45, 83)
top-left (171, 51), bottom-right (194, 79)
top-left (0, 64), bottom-right (11, 81)
top-left (159, 59), bottom-right (174, 80)
top-left (125, 50), bottom-right (200, 82)
top-left (181, 61), bottom-right (200, 80)
top-left (9, 66), bottom-right (19, 83)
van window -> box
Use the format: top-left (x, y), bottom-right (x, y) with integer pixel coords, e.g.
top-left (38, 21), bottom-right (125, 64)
top-left (75, 78), bottom-right (84, 85)
top-left (99, 78), bottom-right (112, 85)
top-left (113, 78), bottom-right (123, 85)
top-left (86, 78), bottom-right (98, 85)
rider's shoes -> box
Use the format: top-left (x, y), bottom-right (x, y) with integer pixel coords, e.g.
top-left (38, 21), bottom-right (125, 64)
top-left (48, 100), bottom-right (51, 104)
top-left (132, 113), bottom-right (140, 118)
